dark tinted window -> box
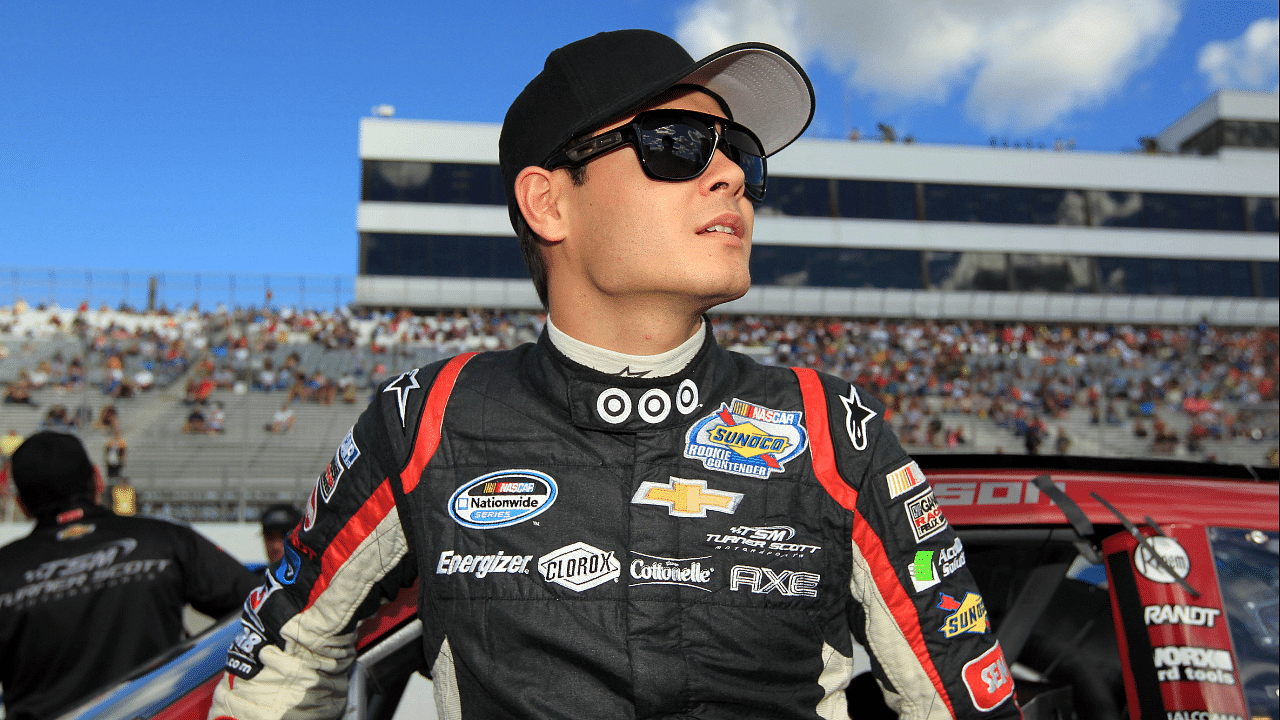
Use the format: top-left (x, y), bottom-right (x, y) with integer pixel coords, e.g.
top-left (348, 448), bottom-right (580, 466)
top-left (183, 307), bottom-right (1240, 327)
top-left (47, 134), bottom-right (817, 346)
top-left (1259, 262), bottom-right (1279, 298)
top-left (925, 252), bottom-right (1010, 291)
top-left (749, 247), bottom-right (923, 289)
top-left (1248, 197), bottom-right (1279, 232)
top-left (758, 177), bottom-right (833, 217)
top-left (361, 161), bottom-right (506, 205)
top-left (360, 233), bottom-right (526, 278)
top-left (836, 180), bottom-right (917, 220)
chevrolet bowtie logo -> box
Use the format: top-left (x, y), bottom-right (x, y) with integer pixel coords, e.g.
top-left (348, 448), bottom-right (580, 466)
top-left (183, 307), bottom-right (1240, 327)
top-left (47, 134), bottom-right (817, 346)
top-left (632, 477), bottom-right (744, 517)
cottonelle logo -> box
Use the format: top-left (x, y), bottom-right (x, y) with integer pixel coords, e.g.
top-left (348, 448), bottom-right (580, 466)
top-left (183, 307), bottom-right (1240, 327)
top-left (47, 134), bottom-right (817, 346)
top-left (538, 542), bottom-right (620, 592)
top-left (449, 470), bottom-right (557, 529)
top-left (629, 552), bottom-right (716, 591)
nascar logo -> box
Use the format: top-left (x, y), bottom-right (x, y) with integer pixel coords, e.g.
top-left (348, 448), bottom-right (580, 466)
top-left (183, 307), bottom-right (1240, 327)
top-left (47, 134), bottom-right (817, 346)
top-left (449, 470), bottom-right (557, 530)
top-left (684, 399), bottom-right (807, 479)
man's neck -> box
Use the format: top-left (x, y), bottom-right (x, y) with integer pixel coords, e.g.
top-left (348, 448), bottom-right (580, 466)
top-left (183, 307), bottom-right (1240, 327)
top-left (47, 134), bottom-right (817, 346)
top-left (546, 315), bottom-right (705, 378)
top-left (547, 295), bottom-right (707, 356)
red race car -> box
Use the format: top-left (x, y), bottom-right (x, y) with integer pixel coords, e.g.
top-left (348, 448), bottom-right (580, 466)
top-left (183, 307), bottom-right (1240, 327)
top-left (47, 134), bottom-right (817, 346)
top-left (52, 454), bottom-right (1279, 720)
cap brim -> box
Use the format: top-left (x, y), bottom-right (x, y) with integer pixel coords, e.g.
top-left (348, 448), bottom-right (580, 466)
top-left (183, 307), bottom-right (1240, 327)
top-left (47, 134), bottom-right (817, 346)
top-left (678, 43), bottom-right (815, 156)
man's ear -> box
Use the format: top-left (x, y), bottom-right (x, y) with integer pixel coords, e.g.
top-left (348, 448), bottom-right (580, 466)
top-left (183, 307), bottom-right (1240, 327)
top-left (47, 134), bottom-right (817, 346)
top-left (515, 167), bottom-right (568, 243)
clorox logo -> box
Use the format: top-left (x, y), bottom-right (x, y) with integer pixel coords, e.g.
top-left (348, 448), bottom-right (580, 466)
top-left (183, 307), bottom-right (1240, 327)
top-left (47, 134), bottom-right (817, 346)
top-left (449, 470), bottom-right (557, 529)
top-left (684, 399), bottom-right (807, 479)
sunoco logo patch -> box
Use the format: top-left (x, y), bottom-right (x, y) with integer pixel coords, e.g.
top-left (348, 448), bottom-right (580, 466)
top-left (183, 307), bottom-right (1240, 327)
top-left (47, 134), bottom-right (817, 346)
top-left (684, 399), bottom-right (807, 479)
top-left (449, 470), bottom-right (557, 530)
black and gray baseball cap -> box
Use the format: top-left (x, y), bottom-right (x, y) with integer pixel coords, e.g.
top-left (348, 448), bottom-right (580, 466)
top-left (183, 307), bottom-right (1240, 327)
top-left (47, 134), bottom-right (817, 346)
top-left (260, 504), bottom-right (302, 534)
top-left (499, 29), bottom-right (815, 229)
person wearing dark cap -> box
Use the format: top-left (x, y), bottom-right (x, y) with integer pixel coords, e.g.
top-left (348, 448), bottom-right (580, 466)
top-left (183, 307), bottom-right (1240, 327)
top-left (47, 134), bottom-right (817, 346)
top-left (211, 29), bottom-right (1016, 719)
top-left (259, 503), bottom-right (302, 571)
top-left (0, 431), bottom-right (260, 720)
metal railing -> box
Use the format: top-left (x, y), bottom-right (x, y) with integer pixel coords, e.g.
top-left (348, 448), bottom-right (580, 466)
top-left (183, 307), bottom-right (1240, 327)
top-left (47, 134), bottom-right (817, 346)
top-left (4, 266), bottom-right (355, 312)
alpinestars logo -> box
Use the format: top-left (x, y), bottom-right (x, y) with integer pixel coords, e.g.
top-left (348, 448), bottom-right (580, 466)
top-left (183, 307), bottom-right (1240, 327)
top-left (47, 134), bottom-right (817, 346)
top-left (840, 385), bottom-right (876, 451)
top-left (382, 369), bottom-right (421, 428)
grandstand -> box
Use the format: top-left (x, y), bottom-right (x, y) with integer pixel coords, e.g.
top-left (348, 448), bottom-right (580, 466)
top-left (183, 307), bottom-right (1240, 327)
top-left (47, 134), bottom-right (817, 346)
top-left (2, 304), bottom-right (1275, 524)
top-left (356, 90), bottom-right (1277, 325)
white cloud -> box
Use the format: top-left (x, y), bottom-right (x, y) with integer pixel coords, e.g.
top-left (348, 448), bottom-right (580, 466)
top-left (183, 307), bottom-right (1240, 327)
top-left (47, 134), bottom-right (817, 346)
top-left (1197, 17), bottom-right (1280, 89)
top-left (674, 0), bottom-right (1181, 131)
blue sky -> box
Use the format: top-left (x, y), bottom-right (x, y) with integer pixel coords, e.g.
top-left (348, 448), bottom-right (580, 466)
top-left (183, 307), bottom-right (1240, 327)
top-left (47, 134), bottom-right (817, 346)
top-left (1, 0), bottom-right (1276, 284)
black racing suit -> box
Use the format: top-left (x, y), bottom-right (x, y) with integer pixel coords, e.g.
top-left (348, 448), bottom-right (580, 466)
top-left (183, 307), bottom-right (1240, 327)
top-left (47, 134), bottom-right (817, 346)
top-left (0, 502), bottom-right (260, 719)
top-left (212, 330), bottom-right (1021, 719)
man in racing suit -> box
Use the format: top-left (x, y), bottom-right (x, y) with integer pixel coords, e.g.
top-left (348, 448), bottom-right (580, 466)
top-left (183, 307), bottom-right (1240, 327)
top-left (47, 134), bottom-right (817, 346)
top-left (0, 431), bottom-right (260, 719)
top-left (210, 29), bottom-right (1020, 719)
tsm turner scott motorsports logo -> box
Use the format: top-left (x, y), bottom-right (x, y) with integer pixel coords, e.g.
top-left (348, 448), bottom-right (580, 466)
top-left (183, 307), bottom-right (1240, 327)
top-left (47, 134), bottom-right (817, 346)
top-left (449, 470), bottom-right (558, 529)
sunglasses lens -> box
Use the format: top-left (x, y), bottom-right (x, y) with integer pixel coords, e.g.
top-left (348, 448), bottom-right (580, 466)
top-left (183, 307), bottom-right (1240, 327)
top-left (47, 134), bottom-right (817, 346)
top-left (723, 126), bottom-right (766, 201)
top-left (639, 118), bottom-right (716, 180)
top-left (636, 111), bottom-right (768, 202)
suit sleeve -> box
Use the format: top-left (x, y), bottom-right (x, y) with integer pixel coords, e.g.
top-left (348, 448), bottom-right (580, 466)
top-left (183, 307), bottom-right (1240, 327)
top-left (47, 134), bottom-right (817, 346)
top-left (207, 365), bottom-right (445, 720)
top-left (176, 525), bottom-right (262, 619)
top-left (795, 369), bottom-right (1020, 719)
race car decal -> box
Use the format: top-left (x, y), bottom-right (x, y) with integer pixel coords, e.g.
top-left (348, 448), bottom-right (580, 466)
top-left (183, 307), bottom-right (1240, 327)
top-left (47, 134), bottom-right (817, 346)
top-left (839, 385), bottom-right (876, 451)
top-left (1134, 536), bottom-right (1191, 584)
top-left (684, 399), bottom-right (807, 479)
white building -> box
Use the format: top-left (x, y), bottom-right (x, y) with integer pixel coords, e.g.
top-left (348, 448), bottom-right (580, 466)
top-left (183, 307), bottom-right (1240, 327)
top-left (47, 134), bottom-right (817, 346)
top-left (356, 90), bottom-right (1278, 325)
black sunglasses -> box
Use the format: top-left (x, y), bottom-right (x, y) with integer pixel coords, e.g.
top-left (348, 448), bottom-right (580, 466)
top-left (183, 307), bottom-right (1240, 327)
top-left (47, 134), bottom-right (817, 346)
top-left (544, 109), bottom-right (768, 203)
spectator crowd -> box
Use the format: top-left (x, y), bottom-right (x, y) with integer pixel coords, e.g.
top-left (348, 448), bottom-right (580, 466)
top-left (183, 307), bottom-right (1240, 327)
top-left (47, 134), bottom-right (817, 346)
top-left (2, 300), bottom-right (1277, 476)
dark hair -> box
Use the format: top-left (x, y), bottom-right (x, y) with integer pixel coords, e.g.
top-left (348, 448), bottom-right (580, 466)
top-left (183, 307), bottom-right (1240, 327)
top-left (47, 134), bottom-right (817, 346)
top-left (516, 164), bottom-right (587, 308)
top-left (11, 431), bottom-right (96, 515)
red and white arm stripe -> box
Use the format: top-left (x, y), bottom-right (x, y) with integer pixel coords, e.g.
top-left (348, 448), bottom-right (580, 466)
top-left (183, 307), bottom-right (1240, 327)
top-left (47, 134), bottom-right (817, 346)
top-left (793, 367), bottom-right (956, 718)
top-left (401, 352), bottom-right (477, 494)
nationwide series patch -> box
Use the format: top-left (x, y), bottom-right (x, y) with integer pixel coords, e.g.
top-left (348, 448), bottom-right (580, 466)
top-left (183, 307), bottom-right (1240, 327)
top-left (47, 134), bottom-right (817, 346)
top-left (938, 591), bottom-right (990, 637)
top-left (905, 487), bottom-right (948, 543)
top-left (449, 470), bottom-right (557, 529)
top-left (684, 399), bottom-right (807, 479)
